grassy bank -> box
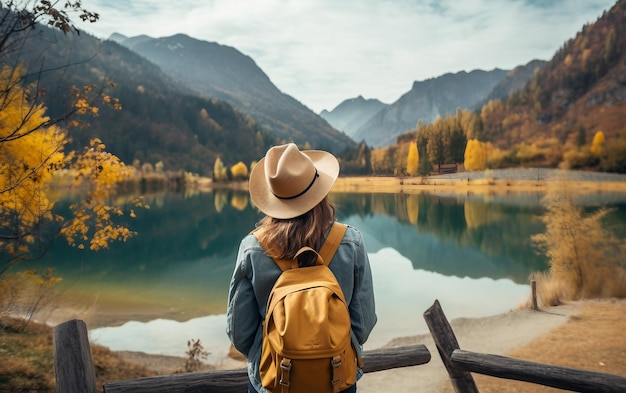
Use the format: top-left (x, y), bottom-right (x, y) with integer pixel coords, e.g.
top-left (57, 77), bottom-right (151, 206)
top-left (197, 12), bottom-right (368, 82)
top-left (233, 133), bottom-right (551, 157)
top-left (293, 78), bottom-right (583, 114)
top-left (0, 316), bottom-right (157, 392)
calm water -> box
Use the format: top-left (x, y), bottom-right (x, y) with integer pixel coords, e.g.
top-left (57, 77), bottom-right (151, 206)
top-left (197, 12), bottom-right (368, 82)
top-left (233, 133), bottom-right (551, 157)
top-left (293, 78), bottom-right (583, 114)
top-left (31, 188), bottom-right (626, 365)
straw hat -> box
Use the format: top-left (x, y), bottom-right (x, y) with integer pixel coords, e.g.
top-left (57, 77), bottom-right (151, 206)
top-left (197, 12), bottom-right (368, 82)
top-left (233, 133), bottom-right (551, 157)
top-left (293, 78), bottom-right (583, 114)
top-left (249, 143), bottom-right (339, 219)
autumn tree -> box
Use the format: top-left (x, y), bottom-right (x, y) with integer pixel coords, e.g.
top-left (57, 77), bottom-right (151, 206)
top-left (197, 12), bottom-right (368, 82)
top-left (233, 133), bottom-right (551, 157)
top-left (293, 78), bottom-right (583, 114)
top-left (599, 133), bottom-right (626, 173)
top-left (230, 161), bottom-right (248, 180)
top-left (0, 1), bottom-right (140, 327)
top-left (213, 157), bottom-right (228, 182)
top-left (590, 130), bottom-right (605, 156)
top-left (464, 139), bottom-right (488, 171)
top-left (426, 127), bottom-right (445, 172)
top-left (406, 141), bottom-right (419, 176)
top-left (416, 131), bottom-right (431, 175)
top-left (532, 178), bottom-right (626, 305)
top-left (480, 99), bottom-right (505, 141)
top-left (1, 65), bottom-right (137, 264)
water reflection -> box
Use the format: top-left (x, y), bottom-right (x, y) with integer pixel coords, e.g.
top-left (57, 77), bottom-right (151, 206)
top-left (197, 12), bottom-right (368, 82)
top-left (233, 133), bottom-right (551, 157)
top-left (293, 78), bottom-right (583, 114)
top-left (89, 247), bottom-right (530, 360)
top-left (31, 188), bottom-right (626, 361)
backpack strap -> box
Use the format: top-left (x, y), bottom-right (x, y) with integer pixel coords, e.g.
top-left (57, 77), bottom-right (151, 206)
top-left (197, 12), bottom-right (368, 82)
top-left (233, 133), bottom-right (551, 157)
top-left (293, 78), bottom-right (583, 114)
top-left (260, 222), bottom-right (348, 272)
top-left (318, 222), bottom-right (348, 267)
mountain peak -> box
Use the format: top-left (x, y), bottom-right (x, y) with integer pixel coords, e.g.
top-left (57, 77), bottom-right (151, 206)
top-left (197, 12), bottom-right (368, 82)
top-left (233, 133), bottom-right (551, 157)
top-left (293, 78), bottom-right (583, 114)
top-left (108, 32), bottom-right (128, 43)
top-left (320, 96), bottom-right (388, 138)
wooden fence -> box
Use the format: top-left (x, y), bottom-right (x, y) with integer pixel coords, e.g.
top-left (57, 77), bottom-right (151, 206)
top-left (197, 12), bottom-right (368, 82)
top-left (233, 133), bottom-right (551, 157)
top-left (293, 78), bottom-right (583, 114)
top-left (53, 299), bottom-right (626, 392)
top-left (424, 299), bottom-right (626, 393)
top-left (53, 319), bottom-right (431, 393)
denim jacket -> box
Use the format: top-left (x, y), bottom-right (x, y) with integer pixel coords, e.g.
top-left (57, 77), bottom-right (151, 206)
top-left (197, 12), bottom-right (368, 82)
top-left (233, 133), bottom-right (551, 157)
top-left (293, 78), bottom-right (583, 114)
top-left (226, 223), bottom-right (377, 393)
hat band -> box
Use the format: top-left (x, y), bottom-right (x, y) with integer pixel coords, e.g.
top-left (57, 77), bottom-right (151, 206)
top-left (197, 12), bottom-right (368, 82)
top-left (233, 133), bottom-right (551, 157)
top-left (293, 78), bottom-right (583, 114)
top-left (273, 170), bottom-right (319, 200)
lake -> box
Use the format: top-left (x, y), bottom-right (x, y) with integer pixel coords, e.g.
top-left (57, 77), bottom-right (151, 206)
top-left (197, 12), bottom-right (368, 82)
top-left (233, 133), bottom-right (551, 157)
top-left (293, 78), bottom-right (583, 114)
top-left (31, 187), bottom-right (626, 366)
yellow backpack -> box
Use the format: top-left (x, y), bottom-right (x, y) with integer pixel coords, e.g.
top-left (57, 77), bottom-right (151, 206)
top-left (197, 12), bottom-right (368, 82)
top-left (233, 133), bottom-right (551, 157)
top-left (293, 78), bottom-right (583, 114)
top-left (257, 222), bottom-right (361, 393)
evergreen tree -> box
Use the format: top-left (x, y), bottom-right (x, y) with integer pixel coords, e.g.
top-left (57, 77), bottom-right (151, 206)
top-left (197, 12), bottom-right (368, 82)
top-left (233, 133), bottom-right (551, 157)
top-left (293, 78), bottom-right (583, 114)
top-left (576, 125), bottom-right (587, 147)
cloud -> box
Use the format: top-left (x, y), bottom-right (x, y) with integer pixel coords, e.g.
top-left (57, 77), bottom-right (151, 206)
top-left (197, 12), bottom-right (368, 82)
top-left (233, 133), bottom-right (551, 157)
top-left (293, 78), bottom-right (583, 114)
top-left (83, 0), bottom-right (615, 112)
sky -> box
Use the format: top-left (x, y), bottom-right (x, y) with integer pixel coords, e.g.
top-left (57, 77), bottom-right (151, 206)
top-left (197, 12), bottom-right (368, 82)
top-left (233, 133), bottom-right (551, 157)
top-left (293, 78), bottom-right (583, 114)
top-left (80, 0), bottom-right (617, 114)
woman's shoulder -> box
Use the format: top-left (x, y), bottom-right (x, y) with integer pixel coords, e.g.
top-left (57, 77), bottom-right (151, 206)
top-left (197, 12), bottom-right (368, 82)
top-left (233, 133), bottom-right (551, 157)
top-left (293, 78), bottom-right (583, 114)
top-left (338, 222), bottom-right (364, 244)
top-left (239, 233), bottom-right (266, 255)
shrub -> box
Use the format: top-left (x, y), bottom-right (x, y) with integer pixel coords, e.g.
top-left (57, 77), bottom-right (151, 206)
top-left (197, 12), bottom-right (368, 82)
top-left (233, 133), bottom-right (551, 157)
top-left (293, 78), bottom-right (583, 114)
top-left (532, 176), bottom-right (626, 304)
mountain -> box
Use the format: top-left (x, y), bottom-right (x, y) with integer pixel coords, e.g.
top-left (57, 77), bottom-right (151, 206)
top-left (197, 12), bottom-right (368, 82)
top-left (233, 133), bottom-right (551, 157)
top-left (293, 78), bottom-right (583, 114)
top-left (319, 96), bottom-right (388, 140)
top-left (115, 33), bottom-right (355, 153)
top-left (2, 24), bottom-right (273, 176)
top-left (352, 69), bottom-right (509, 148)
top-left (481, 59), bottom-right (547, 104)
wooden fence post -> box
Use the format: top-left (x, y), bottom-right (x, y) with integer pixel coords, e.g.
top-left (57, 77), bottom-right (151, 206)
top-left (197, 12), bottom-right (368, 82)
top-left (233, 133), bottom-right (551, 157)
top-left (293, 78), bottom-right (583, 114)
top-left (53, 319), bottom-right (98, 393)
top-left (530, 279), bottom-right (539, 311)
top-left (424, 299), bottom-right (479, 393)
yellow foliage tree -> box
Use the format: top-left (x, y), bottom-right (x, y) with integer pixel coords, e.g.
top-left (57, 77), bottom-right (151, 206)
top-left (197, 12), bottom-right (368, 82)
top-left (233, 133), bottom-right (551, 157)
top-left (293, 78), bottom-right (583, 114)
top-left (230, 161), bottom-right (248, 180)
top-left (213, 157), bottom-right (228, 182)
top-left (0, 65), bottom-right (138, 268)
top-left (590, 130), bottom-right (605, 156)
top-left (406, 141), bottom-right (419, 176)
top-left (464, 139), bottom-right (489, 171)
top-left (0, 65), bottom-right (66, 261)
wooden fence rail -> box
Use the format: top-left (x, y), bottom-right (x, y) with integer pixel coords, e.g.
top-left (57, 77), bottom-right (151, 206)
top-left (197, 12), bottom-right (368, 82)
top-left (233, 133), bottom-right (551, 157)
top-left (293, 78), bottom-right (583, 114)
top-left (424, 299), bottom-right (626, 393)
top-left (53, 319), bottom-right (431, 393)
top-left (451, 350), bottom-right (626, 393)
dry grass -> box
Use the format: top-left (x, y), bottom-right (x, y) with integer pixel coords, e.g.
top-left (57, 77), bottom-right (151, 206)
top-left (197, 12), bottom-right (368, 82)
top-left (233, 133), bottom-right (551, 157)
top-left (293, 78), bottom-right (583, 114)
top-left (442, 299), bottom-right (626, 393)
top-left (0, 317), bottom-right (157, 393)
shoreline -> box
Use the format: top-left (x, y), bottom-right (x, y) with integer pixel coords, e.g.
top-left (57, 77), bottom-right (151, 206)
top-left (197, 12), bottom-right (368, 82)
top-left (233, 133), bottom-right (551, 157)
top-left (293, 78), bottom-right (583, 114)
top-left (332, 174), bottom-right (626, 195)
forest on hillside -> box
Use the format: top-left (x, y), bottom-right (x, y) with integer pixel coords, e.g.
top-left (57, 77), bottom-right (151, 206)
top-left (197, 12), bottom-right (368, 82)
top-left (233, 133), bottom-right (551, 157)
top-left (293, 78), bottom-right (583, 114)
top-left (339, 0), bottom-right (626, 177)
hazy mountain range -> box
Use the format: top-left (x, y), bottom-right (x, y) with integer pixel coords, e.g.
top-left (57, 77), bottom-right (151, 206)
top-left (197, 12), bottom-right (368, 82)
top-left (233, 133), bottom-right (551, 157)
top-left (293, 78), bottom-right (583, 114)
top-left (321, 61), bottom-right (546, 148)
top-left (319, 96), bottom-right (388, 141)
top-left (109, 32), bottom-right (545, 151)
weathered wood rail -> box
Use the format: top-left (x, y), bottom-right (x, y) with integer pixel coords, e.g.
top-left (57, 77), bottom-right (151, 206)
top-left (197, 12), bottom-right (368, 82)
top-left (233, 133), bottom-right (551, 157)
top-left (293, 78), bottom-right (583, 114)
top-left (53, 319), bottom-right (431, 393)
top-left (424, 299), bottom-right (626, 393)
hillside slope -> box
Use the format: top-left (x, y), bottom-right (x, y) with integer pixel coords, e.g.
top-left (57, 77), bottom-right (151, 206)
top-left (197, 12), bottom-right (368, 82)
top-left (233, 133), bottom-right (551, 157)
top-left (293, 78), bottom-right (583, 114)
top-left (485, 0), bottom-right (626, 149)
top-left (116, 33), bottom-right (355, 153)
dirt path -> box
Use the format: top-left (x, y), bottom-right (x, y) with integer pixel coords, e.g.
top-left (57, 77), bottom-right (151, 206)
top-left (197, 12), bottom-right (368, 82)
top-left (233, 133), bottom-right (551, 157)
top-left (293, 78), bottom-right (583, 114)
top-left (358, 302), bottom-right (580, 393)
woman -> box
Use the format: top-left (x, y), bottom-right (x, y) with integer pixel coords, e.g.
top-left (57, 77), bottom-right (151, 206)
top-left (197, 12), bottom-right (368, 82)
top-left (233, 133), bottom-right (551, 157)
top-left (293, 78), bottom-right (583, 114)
top-left (226, 143), bottom-right (377, 393)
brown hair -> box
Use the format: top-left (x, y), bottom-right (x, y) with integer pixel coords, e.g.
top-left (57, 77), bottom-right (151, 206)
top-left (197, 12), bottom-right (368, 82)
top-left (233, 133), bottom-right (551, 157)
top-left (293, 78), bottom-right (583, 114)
top-left (254, 197), bottom-right (336, 265)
